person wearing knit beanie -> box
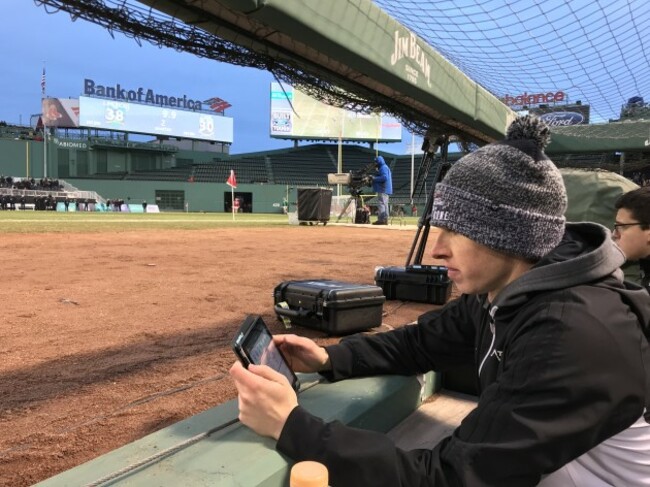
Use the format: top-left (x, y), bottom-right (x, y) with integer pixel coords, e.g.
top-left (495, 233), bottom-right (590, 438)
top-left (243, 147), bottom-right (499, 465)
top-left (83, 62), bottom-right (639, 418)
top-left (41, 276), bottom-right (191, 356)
top-left (431, 115), bottom-right (567, 261)
top-left (231, 115), bottom-right (650, 487)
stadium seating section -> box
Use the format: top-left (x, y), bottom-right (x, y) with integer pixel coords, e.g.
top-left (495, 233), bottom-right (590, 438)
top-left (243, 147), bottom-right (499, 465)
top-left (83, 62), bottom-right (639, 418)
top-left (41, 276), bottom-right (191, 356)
top-left (1, 120), bottom-right (648, 206)
top-left (186, 144), bottom-right (460, 204)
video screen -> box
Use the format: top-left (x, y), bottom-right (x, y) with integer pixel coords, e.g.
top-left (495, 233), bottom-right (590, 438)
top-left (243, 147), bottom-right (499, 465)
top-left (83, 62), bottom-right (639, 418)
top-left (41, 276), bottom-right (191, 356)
top-left (270, 82), bottom-right (402, 142)
top-left (42, 98), bottom-right (80, 128)
top-left (79, 96), bottom-right (233, 143)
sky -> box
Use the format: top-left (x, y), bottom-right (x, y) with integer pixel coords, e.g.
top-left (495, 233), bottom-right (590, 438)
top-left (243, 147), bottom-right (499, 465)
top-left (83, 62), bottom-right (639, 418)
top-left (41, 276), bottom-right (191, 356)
top-left (376, 0), bottom-right (650, 125)
top-left (0, 2), bottom-right (417, 155)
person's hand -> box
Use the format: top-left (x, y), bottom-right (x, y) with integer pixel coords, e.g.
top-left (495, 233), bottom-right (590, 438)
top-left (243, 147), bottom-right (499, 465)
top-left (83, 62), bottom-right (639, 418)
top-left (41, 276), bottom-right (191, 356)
top-left (273, 334), bottom-right (331, 373)
top-left (229, 361), bottom-right (298, 440)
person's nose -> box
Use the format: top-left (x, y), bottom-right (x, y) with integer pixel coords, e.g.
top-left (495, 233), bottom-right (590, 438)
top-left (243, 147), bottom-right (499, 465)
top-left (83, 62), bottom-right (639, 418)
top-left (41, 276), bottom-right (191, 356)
top-left (430, 230), bottom-right (451, 260)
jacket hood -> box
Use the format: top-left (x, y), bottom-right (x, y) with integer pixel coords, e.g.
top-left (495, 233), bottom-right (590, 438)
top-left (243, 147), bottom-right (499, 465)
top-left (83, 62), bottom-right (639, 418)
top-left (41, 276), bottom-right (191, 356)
top-left (493, 222), bottom-right (650, 338)
top-left (495, 222), bottom-right (622, 302)
top-left (375, 156), bottom-right (386, 166)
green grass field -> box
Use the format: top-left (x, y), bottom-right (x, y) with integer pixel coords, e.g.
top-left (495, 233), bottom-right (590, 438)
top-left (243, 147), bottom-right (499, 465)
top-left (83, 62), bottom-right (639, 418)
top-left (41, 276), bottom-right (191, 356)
top-left (0, 211), bottom-right (420, 233)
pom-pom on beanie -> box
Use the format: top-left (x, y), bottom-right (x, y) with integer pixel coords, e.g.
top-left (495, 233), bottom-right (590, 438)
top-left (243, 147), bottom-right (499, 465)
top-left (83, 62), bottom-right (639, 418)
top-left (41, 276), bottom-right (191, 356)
top-left (431, 115), bottom-right (567, 260)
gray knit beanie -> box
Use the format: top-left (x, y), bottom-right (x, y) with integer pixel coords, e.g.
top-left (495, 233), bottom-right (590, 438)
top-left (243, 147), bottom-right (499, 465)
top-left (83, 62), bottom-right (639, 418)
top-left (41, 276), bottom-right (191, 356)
top-left (431, 115), bottom-right (567, 260)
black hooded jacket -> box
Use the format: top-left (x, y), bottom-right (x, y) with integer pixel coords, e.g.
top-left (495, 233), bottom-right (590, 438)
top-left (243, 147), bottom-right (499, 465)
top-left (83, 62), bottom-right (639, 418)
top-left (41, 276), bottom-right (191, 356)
top-left (277, 223), bottom-right (650, 486)
top-left (641, 257), bottom-right (649, 293)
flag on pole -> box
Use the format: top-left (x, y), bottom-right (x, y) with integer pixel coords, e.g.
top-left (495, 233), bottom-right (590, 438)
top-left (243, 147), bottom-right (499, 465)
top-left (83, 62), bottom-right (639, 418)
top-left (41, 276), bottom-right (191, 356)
top-left (227, 169), bottom-right (237, 220)
top-left (41, 67), bottom-right (46, 96)
top-left (226, 169), bottom-right (237, 188)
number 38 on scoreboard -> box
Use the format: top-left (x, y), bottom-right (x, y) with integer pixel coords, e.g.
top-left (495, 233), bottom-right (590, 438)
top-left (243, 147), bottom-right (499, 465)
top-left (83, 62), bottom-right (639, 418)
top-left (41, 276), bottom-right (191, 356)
top-left (104, 105), bottom-right (126, 126)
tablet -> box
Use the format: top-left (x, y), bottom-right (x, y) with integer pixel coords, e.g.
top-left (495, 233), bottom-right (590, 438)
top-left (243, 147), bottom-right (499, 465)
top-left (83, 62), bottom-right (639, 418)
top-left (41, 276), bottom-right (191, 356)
top-left (232, 315), bottom-right (300, 391)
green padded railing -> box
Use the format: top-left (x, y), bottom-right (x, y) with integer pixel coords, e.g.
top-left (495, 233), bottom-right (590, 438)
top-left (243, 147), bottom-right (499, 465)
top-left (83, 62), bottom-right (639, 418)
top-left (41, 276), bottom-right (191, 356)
top-left (37, 372), bottom-right (437, 487)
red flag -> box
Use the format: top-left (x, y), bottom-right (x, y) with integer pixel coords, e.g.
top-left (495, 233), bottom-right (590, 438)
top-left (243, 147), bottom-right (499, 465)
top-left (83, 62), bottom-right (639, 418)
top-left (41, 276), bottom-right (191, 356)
top-left (41, 67), bottom-right (46, 96)
top-left (226, 169), bottom-right (237, 188)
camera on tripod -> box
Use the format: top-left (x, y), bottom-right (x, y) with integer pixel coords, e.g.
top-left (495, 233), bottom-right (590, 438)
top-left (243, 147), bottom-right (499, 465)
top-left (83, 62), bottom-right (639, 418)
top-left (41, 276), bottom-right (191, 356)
top-left (327, 162), bottom-right (375, 197)
top-left (328, 162), bottom-right (376, 223)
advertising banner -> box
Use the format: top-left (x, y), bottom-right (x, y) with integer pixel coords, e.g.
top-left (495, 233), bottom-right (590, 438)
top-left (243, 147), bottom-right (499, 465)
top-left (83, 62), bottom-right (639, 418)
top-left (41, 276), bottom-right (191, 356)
top-left (530, 104), bottom-right (591, 126)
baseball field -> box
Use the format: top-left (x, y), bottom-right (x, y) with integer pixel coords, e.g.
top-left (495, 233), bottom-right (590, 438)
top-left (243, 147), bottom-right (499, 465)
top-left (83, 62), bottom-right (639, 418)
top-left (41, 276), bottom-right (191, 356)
top-left (0, 211), bottom-right (440, 486)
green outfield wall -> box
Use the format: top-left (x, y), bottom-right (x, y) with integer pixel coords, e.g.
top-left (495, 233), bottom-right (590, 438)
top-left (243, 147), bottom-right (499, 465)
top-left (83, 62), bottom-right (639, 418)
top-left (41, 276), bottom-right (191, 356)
top-left (68, 179), bottom-right (289, 213)
top-left (0, 138), bottom-right (44, 178)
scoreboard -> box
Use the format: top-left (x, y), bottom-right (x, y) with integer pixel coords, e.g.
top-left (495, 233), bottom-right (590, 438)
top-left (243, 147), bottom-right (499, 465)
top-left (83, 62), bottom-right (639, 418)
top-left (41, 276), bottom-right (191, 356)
top-left (269, 83), bottom-right (402, 142)
top-left (79, 96), bottom-right (233, 143)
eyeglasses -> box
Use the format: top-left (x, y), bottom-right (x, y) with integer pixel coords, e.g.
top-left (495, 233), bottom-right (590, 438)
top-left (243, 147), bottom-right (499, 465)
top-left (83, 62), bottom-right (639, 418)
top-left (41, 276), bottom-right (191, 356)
top-left (613, 222), bottom-right (647, 232)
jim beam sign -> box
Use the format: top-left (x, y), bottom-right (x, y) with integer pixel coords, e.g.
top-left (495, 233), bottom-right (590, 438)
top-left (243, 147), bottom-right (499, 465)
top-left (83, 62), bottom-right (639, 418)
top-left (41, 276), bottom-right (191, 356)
top-left (390, 30), bottom-right (432, 88)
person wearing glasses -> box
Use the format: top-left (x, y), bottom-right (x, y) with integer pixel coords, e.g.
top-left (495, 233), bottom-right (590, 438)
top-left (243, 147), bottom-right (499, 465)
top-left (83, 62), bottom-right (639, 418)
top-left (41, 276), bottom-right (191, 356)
top-left (614, 186), bottom-right (650, 293)
top-left (231, 117), bottom-right (650, 487)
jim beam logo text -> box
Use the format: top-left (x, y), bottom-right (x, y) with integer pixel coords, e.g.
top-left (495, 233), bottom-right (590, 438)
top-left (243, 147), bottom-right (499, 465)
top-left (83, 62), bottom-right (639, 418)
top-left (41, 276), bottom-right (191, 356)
top-left (390, 30), bottom-right (431, 88)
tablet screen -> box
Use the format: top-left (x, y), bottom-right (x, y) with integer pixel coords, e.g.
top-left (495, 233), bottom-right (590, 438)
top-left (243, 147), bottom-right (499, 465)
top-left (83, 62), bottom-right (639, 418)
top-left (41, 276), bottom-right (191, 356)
top-left (235, 316), bottom-right (299, 390)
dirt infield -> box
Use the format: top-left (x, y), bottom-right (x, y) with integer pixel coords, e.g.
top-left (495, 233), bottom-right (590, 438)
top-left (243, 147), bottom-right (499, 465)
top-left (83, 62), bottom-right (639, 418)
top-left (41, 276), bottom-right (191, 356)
top-left (0, 225), bottom-right (446, 486)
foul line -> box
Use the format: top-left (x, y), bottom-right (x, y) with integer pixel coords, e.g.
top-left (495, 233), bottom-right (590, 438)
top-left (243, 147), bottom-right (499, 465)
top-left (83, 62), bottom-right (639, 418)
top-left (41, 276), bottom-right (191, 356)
top-left (0, 219), bottom-right (283, 223)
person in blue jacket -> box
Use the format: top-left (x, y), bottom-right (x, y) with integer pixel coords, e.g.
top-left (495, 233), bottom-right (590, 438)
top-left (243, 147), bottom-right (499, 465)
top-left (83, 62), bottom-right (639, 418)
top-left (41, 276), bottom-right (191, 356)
top-left (230, 116), bottom-right (650, 487)
top-left (371, 156), bottom-right (392, 225)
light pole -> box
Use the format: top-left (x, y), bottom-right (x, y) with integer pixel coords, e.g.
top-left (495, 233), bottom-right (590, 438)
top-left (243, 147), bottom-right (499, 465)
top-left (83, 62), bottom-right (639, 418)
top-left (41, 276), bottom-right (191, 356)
top-left (336, 113), bottom-right (345, 197)
top-left (410, 132), bottom-right (415, 199)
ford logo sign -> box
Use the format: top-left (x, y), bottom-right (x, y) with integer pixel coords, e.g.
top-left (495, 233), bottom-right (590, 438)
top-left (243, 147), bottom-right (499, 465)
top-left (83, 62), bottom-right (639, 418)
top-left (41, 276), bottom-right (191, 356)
top-left (539, 112), bottom-right (585, 126)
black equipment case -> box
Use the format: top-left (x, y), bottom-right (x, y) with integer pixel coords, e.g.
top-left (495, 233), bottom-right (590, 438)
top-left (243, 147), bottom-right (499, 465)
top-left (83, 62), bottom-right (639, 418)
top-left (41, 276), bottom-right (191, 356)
top-left (374, 265), bottom-right (452, 305)
top-left (297, 188), bottom-right (332, 224)
top-left (274, 279), bottom-right (385, 334)
top-left (355, 206), bottom-right (370, 224)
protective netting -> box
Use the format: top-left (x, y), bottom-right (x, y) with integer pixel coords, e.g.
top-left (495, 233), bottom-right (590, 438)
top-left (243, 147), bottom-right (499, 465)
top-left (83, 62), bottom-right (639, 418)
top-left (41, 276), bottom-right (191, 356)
top-left (373, 0), bottom-right (650, 125)
top-left (33, 0), bottom-right (650, 157)
top-left (33, 0), bottom-right (442, 136)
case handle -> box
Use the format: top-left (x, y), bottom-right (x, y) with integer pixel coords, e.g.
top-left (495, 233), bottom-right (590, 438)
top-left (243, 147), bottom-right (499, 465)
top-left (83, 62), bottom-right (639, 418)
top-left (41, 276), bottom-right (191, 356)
top-left (274, 305), bottom-right (312, 318)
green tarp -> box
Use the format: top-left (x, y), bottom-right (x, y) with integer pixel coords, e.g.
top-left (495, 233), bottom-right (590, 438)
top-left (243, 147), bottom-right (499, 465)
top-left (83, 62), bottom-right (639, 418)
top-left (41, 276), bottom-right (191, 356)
top-left (561, 168), bottom-right (641, 282)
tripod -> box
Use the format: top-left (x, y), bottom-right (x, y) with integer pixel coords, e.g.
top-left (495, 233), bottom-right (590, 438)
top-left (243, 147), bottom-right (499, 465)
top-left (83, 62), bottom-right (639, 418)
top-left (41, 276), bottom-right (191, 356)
top-left (336, 193), bottom-right (361, 223)
top-left (406, 135), bottom-right (451, 266)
